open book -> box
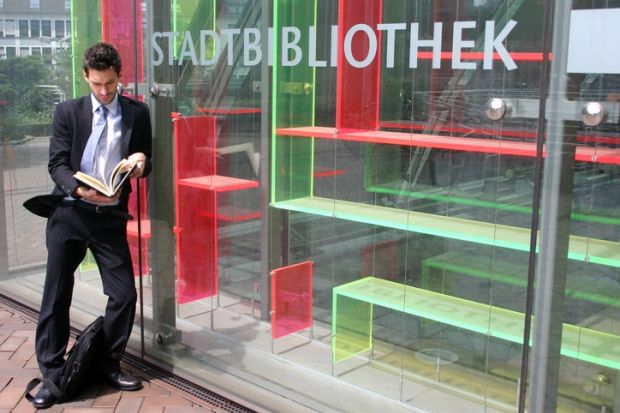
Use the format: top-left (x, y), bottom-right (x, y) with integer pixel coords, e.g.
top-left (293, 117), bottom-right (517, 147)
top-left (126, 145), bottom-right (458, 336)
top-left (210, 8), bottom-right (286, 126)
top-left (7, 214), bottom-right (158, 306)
top-left (73, 159), bottom-right (136, 197)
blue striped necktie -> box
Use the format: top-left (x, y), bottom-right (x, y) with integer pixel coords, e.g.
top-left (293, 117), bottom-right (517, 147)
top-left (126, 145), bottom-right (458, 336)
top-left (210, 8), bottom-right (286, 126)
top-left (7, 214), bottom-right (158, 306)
top-left (80, 105), bottom-right (108, 176)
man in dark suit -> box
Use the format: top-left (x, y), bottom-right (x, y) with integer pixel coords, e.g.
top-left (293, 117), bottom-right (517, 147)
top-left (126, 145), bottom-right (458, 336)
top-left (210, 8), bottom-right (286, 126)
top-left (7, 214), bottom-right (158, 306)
top-left (32, 42), bottom-right (152, 409)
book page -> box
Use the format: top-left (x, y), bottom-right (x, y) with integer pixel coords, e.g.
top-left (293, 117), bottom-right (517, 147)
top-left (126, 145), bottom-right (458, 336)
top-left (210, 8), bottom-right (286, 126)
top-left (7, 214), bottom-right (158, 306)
top-left (73, 171), bottom-right (110, 195)
top-left (73, 159), bottom-right (135, 197)
top-left (109, 159), bottom-right (135, 189)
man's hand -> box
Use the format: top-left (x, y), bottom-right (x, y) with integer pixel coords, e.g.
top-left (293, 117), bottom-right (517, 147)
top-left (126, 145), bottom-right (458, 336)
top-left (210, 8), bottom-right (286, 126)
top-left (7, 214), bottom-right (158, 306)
top-left (127, 152), bottom-right (147, 178)
top-left (74, 186), bottom-right (121, 204)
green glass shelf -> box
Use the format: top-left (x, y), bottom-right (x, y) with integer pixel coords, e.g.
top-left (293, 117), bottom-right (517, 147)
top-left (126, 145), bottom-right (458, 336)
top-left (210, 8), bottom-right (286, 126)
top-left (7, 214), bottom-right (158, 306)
top-left (272, 196), bottom-right (620, 268)
top-left (422, 250), bottom-right (620, 308)
top-left (332, 277), bottom-right (620, 369)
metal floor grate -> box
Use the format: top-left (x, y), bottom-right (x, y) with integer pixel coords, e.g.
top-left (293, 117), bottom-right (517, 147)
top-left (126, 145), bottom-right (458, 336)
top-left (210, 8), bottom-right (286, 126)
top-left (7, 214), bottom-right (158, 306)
top-left (0, 294), bottom-right (257, 413)
top-left (122, 353), bottom-right (258, 413)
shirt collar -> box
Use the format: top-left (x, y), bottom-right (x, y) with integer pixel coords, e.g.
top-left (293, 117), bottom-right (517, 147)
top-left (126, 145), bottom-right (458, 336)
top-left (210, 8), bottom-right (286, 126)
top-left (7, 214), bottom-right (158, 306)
top-left (90, 93), bottom-right (120, 117)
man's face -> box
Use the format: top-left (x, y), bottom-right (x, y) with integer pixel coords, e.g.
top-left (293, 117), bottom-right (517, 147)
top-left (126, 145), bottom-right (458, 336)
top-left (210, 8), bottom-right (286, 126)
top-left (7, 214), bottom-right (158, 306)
top-left (83, 67), bottom-right (120, 105)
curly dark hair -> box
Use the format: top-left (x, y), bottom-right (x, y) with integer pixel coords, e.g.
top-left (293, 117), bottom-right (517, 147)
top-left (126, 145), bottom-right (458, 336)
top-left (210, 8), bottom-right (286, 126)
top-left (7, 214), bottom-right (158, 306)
top-left (82, 42), bottom-right (122, 75)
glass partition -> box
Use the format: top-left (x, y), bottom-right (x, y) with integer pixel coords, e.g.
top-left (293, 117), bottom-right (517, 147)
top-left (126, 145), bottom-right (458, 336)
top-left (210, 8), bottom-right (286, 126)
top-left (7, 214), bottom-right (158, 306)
top-left (2, 1), bottom-right (620, 412)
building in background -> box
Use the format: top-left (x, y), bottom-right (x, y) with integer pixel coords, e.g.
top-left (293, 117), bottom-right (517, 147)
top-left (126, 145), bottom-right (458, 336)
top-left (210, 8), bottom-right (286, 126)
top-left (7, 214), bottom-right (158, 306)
top-left (0, 0), bottom-right (70, 59)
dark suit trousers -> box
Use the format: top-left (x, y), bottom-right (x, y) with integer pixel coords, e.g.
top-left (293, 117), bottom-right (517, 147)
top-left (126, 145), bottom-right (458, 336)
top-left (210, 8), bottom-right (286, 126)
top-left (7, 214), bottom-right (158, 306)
top-left (35, 202), bottom-right (137, 382)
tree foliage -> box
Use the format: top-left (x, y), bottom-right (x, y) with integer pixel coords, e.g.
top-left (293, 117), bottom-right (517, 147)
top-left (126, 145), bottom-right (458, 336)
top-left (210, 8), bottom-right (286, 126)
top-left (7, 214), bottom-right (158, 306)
top-left (0, 50), bottom-right (72, 140)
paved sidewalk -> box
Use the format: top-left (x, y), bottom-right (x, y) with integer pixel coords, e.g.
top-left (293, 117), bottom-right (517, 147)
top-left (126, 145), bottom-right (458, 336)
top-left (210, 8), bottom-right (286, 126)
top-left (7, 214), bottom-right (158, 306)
top-left (0, 302), bottom-right (220, 413)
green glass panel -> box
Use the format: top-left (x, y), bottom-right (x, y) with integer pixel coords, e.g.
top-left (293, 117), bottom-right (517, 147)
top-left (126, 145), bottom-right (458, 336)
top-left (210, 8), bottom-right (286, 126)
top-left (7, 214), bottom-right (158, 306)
top-left (271, 0), bottom-right (316, 203)
top-left (173, 0), bottom-right (215, 58)
top-left (70, 0), bottom-right (102, 98)
top-left (173, 0), bottom-right (215, 110)
top-left (274, 136), bottom-right (314, 202)
top-left (363, 145), bottom-right (402, 192)
top-left (79, 250), bottom-right (97, 272)
top-left (332, 293), bottom-right (373, 363)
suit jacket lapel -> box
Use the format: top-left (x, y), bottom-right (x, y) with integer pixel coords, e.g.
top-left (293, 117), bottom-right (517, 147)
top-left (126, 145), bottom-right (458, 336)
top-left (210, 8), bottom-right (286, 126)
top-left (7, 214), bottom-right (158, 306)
top-left (78, 97), bottom-right (93, 154)
top-left (119, 96), bottom-right (134, 157)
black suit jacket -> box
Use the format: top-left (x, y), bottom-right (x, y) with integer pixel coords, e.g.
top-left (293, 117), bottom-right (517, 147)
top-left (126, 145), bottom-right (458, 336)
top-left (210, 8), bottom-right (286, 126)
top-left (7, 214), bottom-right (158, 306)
top-left (48, 94), bottom-right (152, 211)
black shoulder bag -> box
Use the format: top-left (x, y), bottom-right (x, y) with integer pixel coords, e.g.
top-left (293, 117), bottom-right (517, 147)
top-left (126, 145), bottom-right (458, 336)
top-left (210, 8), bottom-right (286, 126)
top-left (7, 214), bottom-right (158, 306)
top-left (25, 316), bottom-right (104, 404)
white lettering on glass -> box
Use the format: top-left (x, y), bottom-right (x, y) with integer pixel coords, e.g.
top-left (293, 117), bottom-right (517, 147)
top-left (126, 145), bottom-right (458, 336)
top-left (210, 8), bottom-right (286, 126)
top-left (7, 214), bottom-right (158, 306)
top-left (409, 22), bottom-right (442, 69)
top-left (452, 21), bottom-right (477, 70)
top-left (344, 24), bottom-right (377, 68)
top-left (378, 23), bottom-right (407, 68)
top-left (282, 26), bottom-right (302, 66)
top-left (308, 26), bottom-right (327, 67)
top-left (221, 28), bottom-right (241, 65)
top-left (200, 30), bottom-right (220, 65)
top-left (484, 20), bottom-right (517, 70)
top-left (244, 28), bottom-right (262, 66)
top-left (178, 31), bottom-right (198, 65)
top-left (151, 20), bottom-right (518, 71)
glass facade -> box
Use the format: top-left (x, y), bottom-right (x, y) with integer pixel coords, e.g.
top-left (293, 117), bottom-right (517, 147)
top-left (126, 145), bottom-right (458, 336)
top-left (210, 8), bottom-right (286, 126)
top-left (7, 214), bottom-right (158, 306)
top-left (2, 1), bottom-right (620, 412)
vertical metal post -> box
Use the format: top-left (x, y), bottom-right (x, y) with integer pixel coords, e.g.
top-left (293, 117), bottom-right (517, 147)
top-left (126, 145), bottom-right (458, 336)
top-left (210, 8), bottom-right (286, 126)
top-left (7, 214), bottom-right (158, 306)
top-left (146, 0), bottom-right (180, 343)
top-left (528, 2), bottom-right (574, 412)
top-left (518, 1), bottom-right (554, 411)
top-left (259, 0), bottom-right (271, 322)
top-left (0, 144), bottom-right (8, 279)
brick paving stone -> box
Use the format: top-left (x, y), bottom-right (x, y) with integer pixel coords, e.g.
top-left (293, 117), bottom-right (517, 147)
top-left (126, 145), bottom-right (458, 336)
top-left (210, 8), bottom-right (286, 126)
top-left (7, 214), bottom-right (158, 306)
top-left (137, 406), bottom-right (164, 413)
top-left (0, 335), bottom-right (24, 352)
top-left (123, 383), bottom-right (171, 398)
top-left (8, 396), bottom-right (36, 413)
top-left (36, 404), bottom-right (64, 413)
top-left (7, 376), bottom-right (36, 388)
top-left (0, 358), bottom-right (29, 369)
top-left (0, 385), bottom-right (25, 409)
top-left (1, 367), bottom-right (39, 380)
top-left (140, 394), bottom-right (193, 408)
top-left (11, 340), bottom-right (35, 361)
top-left (12, 329), bottom-right (36, 339)
top-left (92, 388), bottom-right (121, 407)
top-left (25, 355), bottom-right (39, 369)
top-left (114, 395), bottom-right (144, 413)
top-left (0, 321), bottom-right (29, 334)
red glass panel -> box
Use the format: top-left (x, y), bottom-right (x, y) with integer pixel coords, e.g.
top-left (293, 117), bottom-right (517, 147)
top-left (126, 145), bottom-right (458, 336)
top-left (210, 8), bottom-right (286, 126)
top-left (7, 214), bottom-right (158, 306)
top-left (100, 0), bottom-right (144, 85)
top-left (174, 116), bottom-right (217, 180)
top-left (175, 185), bottom-right (218, 303)
top-left (126, 180), bottom-right (149, 276)
top-left (174, 116), bottom-right (219, 303)
top-left (271, 261), bottom-right (313, 339)
top-left (336, 0), bottom-right (382, 130)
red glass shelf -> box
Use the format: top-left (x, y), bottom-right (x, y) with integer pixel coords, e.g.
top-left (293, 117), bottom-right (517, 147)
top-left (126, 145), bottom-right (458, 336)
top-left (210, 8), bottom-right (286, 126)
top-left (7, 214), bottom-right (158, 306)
top-left (314, 166), bottom-right (346, 178)
top-left (177, 175), bottom-right (259, 192)
top-left (126, 219), bottom-right (151, 238)
top-left (381, 120), bottom-right (620, 145)
top-left (200, 206), bottom-right (261, 222)
top-left (197, 107), bottom-right (261, 115)
top-left (276, 126), bottom-right (620, 165)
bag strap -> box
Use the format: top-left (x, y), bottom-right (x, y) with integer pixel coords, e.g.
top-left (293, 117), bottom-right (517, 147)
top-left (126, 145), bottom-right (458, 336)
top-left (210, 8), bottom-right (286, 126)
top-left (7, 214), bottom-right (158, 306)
top-left (24, 377), bottom-right (66, 403)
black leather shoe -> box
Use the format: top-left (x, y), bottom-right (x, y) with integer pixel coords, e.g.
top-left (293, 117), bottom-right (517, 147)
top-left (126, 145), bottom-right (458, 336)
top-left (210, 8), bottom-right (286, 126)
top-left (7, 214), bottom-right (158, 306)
top-left (104, 370), bottom-right (143, 391)
top-left (32, 386), bottom-right (57, 409)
